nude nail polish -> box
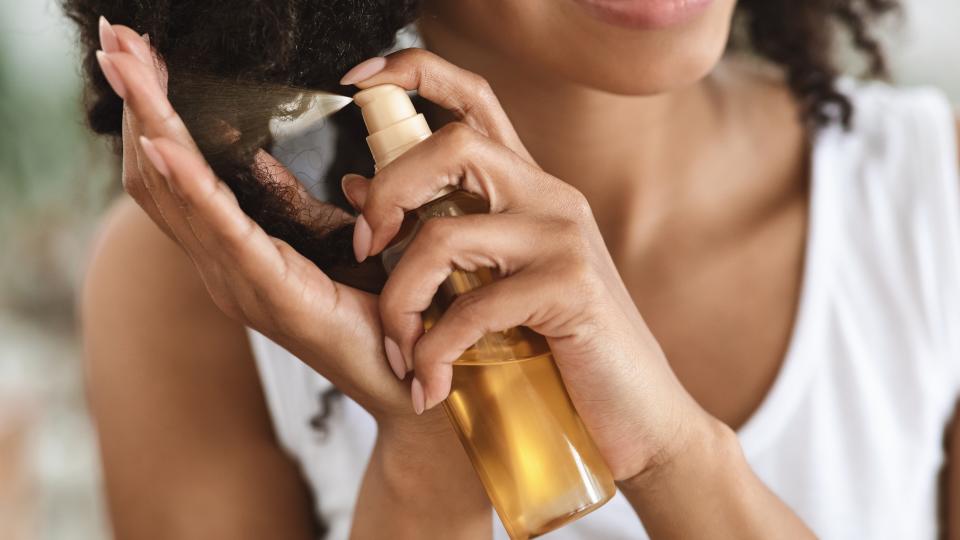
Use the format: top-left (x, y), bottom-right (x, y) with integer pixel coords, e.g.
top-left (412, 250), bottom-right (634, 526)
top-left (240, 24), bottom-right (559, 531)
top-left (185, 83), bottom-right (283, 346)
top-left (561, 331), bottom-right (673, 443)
top-left (98, 16), bottom-right (119, 53)
top-left (410, 378), bottom-right (425, 416)
top-left (138, 136), bottom-right (170, 178)
top-left (384, 336), bottom-right (406, 380)
top-left (96, 51), bottom-right (126, 99)
top-left (340, 57), bottom-right (387, 86)
top-left (353, 215), bottom-right (372, 263)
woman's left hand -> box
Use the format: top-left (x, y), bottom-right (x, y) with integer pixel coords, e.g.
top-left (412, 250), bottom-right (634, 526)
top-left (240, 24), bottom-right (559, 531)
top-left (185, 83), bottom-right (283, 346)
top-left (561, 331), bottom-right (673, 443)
top-left (342, 49), bottom-right (719, 484)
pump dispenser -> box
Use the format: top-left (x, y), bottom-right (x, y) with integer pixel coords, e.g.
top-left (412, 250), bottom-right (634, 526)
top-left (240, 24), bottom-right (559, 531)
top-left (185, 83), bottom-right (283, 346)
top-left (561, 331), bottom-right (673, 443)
top-left (354, 84), bottom-right (615, 539)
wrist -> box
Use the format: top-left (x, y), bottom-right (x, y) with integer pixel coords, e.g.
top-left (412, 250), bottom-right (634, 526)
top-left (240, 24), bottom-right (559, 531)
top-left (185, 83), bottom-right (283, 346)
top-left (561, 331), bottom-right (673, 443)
top-left (352, 411), bottom-right (492, 539)
top-left (374, 411), bottom-right (490, 511)
top-left (617, 415), bottom-right (743, 500)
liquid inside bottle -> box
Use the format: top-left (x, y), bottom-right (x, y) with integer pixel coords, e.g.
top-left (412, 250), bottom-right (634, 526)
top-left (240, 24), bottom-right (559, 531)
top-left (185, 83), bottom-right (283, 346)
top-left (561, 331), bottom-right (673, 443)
top-left (382, 190), bottom-right (616, 539)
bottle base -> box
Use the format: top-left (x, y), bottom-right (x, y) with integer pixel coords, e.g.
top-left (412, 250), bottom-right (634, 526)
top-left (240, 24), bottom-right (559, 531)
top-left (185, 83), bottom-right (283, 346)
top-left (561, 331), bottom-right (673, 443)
top-left (522, 489), bottom-right (615, 540)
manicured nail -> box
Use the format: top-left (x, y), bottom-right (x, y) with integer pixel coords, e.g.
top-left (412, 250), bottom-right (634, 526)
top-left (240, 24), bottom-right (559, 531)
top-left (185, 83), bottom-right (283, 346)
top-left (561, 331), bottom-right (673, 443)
top-left (141, 33), bottom-right (150, 44)
top-left (96, 51), bottom-right (126, 99)
top-left (98, 16), bottom-right (119, 53)
top-left (411, 378), bottom-right (426, 416)
top-left (384, 337), bottom-right (406, 380)
top-left (353, 214), bottom-right (371, 263)
top-left (138, 136), bottom-right (170, 178)
top-left (340, 57), bottom-right (387, 86)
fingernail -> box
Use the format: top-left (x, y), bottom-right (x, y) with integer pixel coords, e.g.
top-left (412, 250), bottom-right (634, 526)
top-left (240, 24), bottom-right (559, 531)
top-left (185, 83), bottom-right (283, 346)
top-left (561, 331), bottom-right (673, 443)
top-left (340, 57), bottom-right (387, 86)
top-left (96, 51), bottom-right (126, 99)
top-left (141, 33), bottom-right (150, 44)
top-left (384, 337), bottom-right (406, 380)
top-left (138, 136), bottom-right (170, 178)
top-left (353, 214), bottom-right (371, 263)
top-left (340, 174), bottom-right (362, 210)
top-left (98, 16), bottom-right (119, 53)
top-left (411, 378), bottom-right (426, 416)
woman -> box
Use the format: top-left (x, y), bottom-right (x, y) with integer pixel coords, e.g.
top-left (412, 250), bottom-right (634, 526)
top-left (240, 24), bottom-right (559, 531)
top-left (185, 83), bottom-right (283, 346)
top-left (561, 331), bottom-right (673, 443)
top-left (67, 0), bottom-right (960, 538)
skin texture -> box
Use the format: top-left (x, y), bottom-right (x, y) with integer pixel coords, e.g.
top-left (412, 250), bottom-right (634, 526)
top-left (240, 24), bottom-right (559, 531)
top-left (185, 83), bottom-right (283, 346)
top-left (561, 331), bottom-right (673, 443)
top-left (81, 4), bottom-right (960, 540)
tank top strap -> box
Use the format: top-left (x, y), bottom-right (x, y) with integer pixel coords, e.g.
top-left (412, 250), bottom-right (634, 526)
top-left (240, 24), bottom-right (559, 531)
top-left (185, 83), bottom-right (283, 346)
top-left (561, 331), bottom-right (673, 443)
top-left (813, 79), bottom-right (960, 383)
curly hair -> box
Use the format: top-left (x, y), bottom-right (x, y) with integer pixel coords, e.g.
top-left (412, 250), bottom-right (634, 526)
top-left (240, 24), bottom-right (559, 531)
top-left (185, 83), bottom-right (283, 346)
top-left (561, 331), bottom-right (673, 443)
top-left (61, 0), bottom-right (898, 292)
top-left (61, 3), bottom-right (900, 533)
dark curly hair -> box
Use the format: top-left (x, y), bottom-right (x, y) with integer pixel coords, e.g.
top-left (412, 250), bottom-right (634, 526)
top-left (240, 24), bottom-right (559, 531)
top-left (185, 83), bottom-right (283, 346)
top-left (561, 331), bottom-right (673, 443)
top-left (61, 0), bottom-right (899, 294)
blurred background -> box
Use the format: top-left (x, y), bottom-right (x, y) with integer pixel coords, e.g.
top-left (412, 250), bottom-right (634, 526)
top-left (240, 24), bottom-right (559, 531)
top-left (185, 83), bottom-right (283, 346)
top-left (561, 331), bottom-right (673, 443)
top-left (0, 0), bottom-right (958, 538)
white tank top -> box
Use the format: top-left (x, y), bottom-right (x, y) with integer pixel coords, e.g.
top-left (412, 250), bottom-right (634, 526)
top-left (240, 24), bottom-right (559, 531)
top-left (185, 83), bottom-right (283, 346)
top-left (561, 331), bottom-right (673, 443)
top-left (249, 81), bottom-right (960, 539)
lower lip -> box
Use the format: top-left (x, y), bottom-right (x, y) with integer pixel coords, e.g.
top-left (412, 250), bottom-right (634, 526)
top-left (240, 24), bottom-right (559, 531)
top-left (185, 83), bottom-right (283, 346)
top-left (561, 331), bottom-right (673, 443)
top-left (573, 0), bottom-right (715, 29)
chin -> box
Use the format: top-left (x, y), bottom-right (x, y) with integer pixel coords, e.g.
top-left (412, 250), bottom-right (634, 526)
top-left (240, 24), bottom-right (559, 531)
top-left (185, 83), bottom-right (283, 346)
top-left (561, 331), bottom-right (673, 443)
top-left (424, 0), bottom-right (737, 96)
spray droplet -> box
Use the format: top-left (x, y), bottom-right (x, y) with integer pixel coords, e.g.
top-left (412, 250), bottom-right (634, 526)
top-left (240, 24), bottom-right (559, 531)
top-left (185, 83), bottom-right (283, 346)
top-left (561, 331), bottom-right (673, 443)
top-left (270, 92), bottom-right (354, 140)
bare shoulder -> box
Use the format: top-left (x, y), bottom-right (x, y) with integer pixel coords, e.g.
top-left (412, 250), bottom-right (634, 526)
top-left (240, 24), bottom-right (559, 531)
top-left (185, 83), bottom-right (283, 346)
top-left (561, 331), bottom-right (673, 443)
top-left (81, 197), bottom-right (314, 539)
top-left (82, 196), bottom-right (220, 341)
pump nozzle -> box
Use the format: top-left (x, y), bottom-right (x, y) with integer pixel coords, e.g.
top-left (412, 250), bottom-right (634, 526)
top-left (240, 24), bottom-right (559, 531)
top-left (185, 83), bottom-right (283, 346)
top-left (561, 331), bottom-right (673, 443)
top-left (354, 84), bottom-right (432, 169)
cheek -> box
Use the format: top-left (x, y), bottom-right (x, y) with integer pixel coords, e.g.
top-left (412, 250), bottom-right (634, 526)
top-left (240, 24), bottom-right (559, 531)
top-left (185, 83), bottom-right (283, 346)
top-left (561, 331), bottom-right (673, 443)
top-left (433, 0), bottom-right (737, 96)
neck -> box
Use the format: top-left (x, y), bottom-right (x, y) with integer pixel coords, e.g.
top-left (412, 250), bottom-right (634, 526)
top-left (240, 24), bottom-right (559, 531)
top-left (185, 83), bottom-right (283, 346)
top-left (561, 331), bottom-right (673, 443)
top-left (415, 19), bottom-right (809, 267)
top-left (418, 19), bottom-right (730, 204)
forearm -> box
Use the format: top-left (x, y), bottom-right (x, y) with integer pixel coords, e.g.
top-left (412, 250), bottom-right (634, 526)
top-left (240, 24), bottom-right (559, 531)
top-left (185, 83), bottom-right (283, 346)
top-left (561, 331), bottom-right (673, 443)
top-left (350, 418), bottom-right (491, 540)
top-left (619, 419), bottom-right (814, 539)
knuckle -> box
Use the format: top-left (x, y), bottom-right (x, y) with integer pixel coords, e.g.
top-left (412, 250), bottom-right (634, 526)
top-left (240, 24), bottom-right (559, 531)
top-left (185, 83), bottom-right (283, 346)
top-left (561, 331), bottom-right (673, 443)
top-left (563, 185), bottom-right (593, 220)
top-left (378, 285), bottom-right (404, 324)
top-left (418, 217), bottom-right (455, 249)
top-left (440, 121), bottom-right (477, 152)
top-left (469, 73), bottom-right (495, 102)
top-left (449, 290), bottom-right (487, 327)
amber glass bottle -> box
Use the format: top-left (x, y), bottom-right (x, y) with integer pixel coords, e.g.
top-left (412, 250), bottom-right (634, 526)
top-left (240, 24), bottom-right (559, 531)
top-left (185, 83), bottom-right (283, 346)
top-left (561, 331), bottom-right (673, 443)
top-left (354, 85), bottom-right (615, 539)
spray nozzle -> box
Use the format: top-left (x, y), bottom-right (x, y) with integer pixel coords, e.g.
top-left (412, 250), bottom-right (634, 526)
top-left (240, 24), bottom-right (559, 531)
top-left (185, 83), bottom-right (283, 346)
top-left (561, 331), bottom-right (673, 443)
top-left (354, 84), bottom-right (432, 169)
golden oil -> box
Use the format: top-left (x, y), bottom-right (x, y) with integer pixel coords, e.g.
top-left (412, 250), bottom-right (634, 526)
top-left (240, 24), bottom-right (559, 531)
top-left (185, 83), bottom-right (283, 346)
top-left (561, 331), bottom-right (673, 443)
top-left (357, 85), bottom-right (615, 539)
top-left (447, 353), bottom-right (614, 538)
top-left (383, 191), bottom-right (615, 539)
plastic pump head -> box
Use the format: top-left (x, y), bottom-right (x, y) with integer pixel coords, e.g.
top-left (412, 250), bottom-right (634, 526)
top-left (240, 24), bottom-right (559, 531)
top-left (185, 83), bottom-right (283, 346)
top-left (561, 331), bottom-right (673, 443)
top-left (353, 84), bottom-right (432, 169)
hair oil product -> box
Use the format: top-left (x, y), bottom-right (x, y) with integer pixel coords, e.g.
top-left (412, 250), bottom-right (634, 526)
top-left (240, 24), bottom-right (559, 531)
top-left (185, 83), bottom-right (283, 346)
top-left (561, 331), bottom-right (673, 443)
top-left (354, 85), bottom-right (615, 539)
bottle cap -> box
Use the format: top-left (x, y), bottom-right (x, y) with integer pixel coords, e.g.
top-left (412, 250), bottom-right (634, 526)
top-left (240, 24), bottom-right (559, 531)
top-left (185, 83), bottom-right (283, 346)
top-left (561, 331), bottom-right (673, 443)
top-left (354, 84), bottom-right (432, 169)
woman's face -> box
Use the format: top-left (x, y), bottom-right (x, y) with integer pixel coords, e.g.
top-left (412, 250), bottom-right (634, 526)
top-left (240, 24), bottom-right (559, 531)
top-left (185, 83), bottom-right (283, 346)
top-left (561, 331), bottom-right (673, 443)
top-left (422, 0), bottom-right (738, 95)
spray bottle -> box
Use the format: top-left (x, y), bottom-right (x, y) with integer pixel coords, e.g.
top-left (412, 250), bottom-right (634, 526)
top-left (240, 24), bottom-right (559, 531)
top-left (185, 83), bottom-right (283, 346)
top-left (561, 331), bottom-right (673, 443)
top-left (353, 84), bottom-right (615, 539)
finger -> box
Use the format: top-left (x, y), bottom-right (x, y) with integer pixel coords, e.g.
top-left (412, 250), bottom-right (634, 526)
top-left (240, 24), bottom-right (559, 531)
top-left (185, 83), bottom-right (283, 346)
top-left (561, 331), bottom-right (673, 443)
top-left (142, 136), bottom-right (289, 286)
top-left (357, 122), bottom-right (552, 259)
top-left (97, 50), bottom-right (194, 149)
top-left (100, 20), bottom-right (175, 240)
top-left (111, 24), bottom-right (154, 66)
top-left (341, 173), bottom-right (370, 211)
top-left (412, 270), bottom-right (567, 411)
top-left (256, 150), bottom-right (353, 231)
top-left (379, 213), bottom-right (553, 370)
top-left (97, 47), bottom-right (219, 258)
top-left (120, 107), bottom-right (176, 238)
top-left (344, 48), bottom-right (534, 163)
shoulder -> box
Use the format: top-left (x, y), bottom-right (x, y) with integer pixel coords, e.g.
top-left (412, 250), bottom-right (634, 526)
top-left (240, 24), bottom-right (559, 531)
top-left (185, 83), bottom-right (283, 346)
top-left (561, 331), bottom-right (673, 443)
top-left (82, 196), bottom-right (214, 333)
top-left (81, 196), bottom-right (247, 377)
top-left (81, 197), bottom-right (315, 538)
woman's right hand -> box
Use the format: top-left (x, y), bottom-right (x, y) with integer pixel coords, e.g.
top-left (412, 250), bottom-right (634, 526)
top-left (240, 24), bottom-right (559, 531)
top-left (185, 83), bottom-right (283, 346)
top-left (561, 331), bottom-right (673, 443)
top-left (96, 23), bottom-right (492, 538)
top-left (94, 21), bottom-right (424, 431)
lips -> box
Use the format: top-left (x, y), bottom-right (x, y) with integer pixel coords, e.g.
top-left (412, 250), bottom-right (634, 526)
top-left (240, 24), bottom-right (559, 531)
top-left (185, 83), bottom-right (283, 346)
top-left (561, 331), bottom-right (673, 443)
top-left (573, 0), bottom-right (715, 29)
